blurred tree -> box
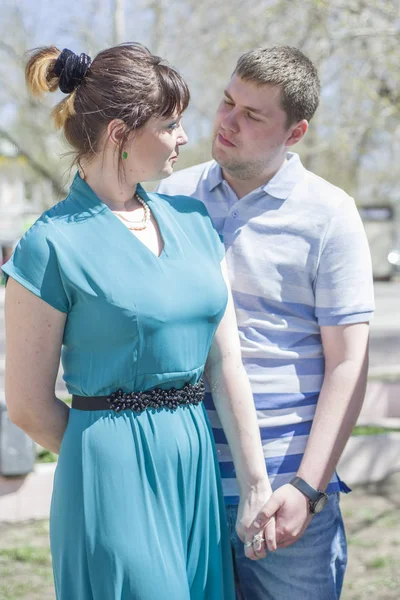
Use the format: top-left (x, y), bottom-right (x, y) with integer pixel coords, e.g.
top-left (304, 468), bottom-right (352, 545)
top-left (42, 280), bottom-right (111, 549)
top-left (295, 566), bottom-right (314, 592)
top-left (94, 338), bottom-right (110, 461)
top-left (0, 0), bottom-right (399, 206)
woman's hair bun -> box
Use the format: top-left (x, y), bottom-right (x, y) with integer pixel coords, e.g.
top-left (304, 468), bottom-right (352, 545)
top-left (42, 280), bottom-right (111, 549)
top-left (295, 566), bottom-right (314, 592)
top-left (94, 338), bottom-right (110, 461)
top-left (54, 48), bottom-right (92, 94)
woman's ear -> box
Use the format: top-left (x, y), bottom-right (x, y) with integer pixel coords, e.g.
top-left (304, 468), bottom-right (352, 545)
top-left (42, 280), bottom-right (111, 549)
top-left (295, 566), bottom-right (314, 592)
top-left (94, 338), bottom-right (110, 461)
top-left (107, 118), bottom-right (127, 147)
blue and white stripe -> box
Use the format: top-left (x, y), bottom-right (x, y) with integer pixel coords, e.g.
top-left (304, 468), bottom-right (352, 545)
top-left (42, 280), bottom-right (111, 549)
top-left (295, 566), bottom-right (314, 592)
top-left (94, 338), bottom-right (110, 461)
top-left (157, 153), bottom-right (374, 502)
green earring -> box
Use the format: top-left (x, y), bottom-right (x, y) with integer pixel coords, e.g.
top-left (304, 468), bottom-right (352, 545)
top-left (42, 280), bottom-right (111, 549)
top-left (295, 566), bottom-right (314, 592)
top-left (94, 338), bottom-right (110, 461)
top-left (122, 151), bottom-right (128, 160)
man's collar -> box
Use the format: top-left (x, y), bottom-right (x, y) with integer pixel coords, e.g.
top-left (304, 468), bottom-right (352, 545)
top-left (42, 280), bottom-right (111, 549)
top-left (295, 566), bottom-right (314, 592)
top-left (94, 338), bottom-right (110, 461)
top-left (261, 153), bottom-right (305, 200)
top-left (207, 152), bottom-right (306, 199)
top-left (207, 161), bottom-right (225, 191)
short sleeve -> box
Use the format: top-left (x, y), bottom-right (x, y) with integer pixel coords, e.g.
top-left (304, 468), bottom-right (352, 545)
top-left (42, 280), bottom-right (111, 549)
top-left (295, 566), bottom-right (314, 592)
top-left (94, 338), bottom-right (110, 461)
top-left (314, 198), bottom-right (375, 325)
top-left (1, 219), bottom-right (70, 313)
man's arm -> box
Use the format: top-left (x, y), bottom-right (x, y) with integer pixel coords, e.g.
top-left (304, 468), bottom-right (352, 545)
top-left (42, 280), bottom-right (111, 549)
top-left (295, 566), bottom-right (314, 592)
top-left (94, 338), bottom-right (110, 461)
top-left (297, 322), bottom-right (369, 489)
top-left (257, 322), bottom-right (369, 548)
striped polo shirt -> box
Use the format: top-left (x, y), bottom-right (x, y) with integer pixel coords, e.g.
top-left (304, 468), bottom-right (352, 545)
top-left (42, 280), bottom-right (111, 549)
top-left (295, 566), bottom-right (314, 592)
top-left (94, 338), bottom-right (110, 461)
top-left (157, 152), bottom-right (375, 503)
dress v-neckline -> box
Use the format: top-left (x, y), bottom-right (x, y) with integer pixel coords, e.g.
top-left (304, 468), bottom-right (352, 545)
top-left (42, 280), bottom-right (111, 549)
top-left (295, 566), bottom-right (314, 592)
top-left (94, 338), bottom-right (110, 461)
top-left (72, 174), bottom-right (168, 260)
top-left (107, 189), bottom-right (167, 260)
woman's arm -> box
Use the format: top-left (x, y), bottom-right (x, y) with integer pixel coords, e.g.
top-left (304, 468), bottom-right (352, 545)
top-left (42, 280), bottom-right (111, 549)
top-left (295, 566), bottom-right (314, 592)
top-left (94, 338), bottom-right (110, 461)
top-left (4, 278), bottom-right (69, 453)
top-left (204, 259), bottom-right (276, 556)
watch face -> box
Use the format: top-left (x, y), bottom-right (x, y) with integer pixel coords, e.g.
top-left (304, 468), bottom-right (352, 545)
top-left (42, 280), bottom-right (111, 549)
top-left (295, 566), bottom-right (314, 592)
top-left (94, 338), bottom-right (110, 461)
top-left (313, 494), bottom-right (329, 514)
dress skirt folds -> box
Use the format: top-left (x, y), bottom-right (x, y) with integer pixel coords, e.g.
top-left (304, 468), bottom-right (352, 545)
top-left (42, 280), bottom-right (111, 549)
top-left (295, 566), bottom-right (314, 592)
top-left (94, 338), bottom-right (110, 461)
top-left (2, 174), bottom-right (236, 598)
top-left (50, 403), bottom-right (235, 599)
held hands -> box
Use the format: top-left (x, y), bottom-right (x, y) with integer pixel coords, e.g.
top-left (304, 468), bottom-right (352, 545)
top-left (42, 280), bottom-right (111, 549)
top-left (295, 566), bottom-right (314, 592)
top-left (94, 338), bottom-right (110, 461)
top-left (237, 483), bottom-right (313, 560)
top-left (235, 481), bottom-right (277, 561)
top-left (255, 484), bottom-right (313, 550)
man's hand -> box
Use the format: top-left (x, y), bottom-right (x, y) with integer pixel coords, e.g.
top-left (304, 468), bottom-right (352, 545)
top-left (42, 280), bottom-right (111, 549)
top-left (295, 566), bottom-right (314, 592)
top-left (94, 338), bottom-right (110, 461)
top-left (256, 484), bottom-right (313, 549)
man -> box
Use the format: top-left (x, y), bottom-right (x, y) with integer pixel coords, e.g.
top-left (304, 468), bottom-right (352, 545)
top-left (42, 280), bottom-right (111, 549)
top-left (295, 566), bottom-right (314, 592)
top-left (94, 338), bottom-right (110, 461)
top-left (157, 46), bottom-right (374, 599)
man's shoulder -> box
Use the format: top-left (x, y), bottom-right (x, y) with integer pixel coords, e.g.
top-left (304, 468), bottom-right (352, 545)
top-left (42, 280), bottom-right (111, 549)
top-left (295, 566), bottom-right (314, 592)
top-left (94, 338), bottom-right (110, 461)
top-left (156, 160), bottom-right (216, 197)
top-left (299, 168), bottom-right (354, 214)
top-left (304, 169), bottom-right (349, 196)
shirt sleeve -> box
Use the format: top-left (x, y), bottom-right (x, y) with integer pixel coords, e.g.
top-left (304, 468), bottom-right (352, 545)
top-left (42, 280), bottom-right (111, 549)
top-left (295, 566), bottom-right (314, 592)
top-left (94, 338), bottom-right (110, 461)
top-left (1, 218), bottom-right (70, 313)
top-left (314, 198), bottom-right (375, 325)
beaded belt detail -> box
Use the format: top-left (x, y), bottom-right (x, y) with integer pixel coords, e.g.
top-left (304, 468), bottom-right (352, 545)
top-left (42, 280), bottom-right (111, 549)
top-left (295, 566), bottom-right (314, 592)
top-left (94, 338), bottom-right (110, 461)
top-left (71, 379), bottom-right (205, 413)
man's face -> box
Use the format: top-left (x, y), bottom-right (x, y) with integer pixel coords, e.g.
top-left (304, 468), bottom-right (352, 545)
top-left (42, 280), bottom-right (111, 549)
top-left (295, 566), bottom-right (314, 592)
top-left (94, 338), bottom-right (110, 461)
top-left (212, 75), bottom-right (294, 179)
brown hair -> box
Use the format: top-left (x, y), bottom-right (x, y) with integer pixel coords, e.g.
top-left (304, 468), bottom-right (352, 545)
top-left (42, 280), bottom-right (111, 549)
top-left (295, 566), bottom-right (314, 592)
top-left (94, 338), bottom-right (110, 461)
top-left (25, 43), bottom-right (190, 169)
top-left (233, 46), bottom-right (320, 126)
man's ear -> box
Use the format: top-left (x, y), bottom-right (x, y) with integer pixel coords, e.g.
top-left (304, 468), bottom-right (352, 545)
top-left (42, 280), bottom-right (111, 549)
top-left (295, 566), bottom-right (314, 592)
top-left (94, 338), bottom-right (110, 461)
top-left (286, 119), bottom-right (308, 147)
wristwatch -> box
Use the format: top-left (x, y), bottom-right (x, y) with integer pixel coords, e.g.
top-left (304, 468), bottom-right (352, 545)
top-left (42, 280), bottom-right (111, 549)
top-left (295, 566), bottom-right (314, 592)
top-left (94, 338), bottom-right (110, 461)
top-left (289, 476), bottom-right (329, 514)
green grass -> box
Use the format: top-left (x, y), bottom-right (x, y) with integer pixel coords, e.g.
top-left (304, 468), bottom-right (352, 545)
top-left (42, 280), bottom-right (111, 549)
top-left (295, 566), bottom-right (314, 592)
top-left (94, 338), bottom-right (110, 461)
top-left (367, 372), bottom-right (400, 383)
top-left (351, 425), bottom-right (400, 436)
top-left (0, 546), bottom-right (51, 566)
top-left (347, 537), bottom-right (372, 548)
top-left (36, 449), bottom-right (58, 464)
top-left (365, 557), bottom-right (389, 569)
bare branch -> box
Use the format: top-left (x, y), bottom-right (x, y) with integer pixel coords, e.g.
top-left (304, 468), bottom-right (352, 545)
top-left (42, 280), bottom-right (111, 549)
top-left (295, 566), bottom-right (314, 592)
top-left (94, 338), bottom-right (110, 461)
top-left (0, 129), bottom-right (66, 197)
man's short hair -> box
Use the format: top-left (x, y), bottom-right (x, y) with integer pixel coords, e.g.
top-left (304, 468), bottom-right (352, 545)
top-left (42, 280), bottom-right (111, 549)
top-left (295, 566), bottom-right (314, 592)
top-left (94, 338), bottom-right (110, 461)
top-left (233, 46), bottom-right (320, 126)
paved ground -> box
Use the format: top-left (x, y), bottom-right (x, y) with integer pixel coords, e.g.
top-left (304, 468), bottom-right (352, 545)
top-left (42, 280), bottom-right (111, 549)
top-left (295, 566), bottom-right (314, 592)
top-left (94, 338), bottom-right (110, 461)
top-left (368, 280), bottom-right (400, 373)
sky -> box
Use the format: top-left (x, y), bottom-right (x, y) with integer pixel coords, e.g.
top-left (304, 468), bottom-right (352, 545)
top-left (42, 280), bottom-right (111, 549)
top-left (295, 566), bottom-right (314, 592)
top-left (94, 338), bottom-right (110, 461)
top-left (0, 0), bottom-right (211, 143)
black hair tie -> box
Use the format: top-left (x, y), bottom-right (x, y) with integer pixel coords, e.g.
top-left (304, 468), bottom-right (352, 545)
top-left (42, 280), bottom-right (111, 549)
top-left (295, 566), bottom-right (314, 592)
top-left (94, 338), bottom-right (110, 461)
top-left (54, 48), bottom-right (92, 94)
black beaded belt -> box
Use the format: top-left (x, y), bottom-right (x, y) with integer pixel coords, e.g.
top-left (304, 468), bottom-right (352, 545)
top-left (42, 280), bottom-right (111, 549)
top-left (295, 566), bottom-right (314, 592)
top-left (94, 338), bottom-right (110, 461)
top-left (71, 380), bottom-right (205, 413)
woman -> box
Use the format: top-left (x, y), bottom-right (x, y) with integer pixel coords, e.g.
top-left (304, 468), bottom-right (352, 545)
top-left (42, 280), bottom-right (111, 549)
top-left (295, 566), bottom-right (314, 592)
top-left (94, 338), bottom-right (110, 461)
top-left (2, 43), bottom-right (274, 599)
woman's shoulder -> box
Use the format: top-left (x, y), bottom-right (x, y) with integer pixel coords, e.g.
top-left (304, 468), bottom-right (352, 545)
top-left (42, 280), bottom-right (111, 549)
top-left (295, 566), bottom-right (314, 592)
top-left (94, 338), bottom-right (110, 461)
top-left (13, 194), bottom-right (78, 263)
top-left (2, 197), bottom-right (76, 313)
top-left (151, 192), bottom-right (215, 238)
top-left (149, 191), bottom-right (211, 226)
top-left (25, 193), bottom-right (78, 235)
top-left (150, 191), bottom-right (224, 260)
top-left (152, 190), bottom-right (207, 211)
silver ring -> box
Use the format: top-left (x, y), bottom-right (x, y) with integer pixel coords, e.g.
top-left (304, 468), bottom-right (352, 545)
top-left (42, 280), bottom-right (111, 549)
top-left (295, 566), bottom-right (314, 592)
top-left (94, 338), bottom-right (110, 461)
top-left (252, 532), bottom-right (264, 544)
top-left (244, 540), bottom-right (253, 548)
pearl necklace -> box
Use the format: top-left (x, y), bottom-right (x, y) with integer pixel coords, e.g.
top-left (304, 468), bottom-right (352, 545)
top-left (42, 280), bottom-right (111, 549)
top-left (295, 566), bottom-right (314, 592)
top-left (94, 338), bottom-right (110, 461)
top-left (114, 193), bottom-right (151, 231)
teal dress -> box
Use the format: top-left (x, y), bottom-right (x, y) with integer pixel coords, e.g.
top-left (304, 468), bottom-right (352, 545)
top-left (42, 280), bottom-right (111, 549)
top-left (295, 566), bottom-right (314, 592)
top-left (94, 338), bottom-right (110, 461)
top-left (2, 174), bottom-right (236, 600)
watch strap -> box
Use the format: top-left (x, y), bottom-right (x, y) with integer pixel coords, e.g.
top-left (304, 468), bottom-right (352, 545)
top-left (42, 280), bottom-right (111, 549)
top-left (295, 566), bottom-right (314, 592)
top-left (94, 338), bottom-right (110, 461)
top-left (289, 476), bottom-right (323, 503)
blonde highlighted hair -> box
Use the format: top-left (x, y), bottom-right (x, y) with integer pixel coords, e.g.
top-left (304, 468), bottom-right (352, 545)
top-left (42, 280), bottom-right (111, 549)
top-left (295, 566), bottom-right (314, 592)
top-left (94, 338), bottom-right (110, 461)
top-left (25, 46), bottom-right (76, 129)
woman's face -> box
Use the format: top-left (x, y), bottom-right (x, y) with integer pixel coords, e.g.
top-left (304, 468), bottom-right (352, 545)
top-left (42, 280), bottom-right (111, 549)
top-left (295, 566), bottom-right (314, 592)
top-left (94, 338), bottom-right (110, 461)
top-left (124, 113), bottom-right (188, 182)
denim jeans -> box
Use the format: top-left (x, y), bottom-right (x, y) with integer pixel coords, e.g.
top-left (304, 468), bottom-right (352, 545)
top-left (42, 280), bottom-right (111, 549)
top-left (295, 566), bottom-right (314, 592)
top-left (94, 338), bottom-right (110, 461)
top-left (226, 493), bottom-right (347, 600)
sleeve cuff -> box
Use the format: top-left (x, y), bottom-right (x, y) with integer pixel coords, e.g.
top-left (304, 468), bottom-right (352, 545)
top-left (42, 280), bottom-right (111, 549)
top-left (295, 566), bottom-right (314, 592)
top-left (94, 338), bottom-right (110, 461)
top-left (1, 264), bottom-right (69, 313)
top-left (317, 311), bottom-right (374, 326)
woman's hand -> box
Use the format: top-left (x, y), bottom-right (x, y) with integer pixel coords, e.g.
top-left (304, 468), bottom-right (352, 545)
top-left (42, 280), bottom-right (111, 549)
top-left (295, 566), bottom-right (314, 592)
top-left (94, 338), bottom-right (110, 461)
top-left (235, 480), bottom-right (277, 560)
